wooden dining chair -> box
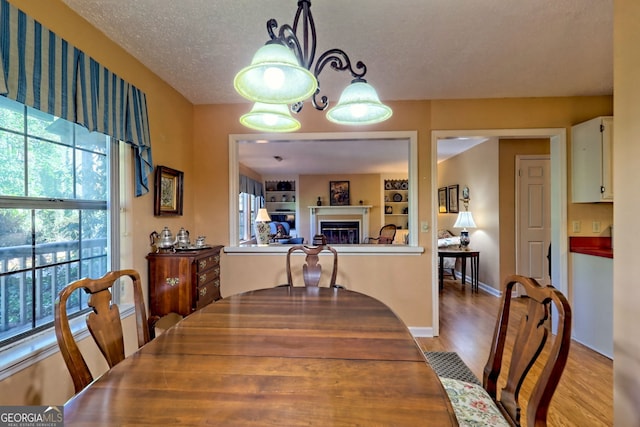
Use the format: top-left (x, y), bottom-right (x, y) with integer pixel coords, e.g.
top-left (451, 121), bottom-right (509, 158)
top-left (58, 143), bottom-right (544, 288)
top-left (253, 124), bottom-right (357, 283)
top-left (284, 244), bottom-right (341, 288)
top-left (54, 269), bottom-right (152, 393)
top-left (439, 274), bottom-right (572, 427)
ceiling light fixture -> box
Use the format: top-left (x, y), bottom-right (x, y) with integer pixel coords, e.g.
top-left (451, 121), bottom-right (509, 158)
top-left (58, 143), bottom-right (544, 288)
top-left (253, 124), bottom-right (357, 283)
top-left (239, 102), bottom-right (301, 132)
top-left (234, 0), bottom-right (392, 132)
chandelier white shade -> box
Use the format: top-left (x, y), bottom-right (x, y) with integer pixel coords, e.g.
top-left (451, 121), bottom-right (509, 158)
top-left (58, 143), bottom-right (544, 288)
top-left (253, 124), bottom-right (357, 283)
top-left (234, 43), bottom-right (318, 105)
top-left (240, 102), bottom-right (301, 132)
top-left (326, 80), bottom-right (393, 125)
top-left (234, 0), bottom-right (391, 131)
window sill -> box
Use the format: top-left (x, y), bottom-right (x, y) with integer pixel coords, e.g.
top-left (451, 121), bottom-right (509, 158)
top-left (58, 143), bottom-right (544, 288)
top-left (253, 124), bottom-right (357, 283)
top-left (0, 305), bottom-right (135, 381)
top-left (224, 244), bottom-right (424, 255)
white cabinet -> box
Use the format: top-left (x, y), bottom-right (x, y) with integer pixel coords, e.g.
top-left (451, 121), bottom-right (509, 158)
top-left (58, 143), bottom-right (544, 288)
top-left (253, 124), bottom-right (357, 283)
top-left (572, 253), bottom-right (613, 358)
top-left (571, 116), bottom-right (613, 202)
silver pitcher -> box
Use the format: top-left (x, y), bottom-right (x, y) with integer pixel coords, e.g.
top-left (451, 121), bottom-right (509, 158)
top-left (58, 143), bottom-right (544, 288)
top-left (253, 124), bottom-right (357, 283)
top-left (176, 227), bottom-right (190, 248)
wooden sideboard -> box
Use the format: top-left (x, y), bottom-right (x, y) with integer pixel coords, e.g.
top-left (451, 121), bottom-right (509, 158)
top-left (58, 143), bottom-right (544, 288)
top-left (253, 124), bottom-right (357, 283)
top-left (147, 246), bottom-right (223, 321)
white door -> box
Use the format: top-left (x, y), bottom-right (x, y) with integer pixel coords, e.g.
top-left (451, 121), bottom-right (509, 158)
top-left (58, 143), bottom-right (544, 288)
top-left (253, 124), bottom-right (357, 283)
top-left (516, 156), bottom-right (551, 285)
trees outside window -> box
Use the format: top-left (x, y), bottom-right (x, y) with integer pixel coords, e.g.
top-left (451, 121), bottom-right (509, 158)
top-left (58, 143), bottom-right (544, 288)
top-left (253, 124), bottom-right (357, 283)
top-left (0, 96), bottom-right (114, 345)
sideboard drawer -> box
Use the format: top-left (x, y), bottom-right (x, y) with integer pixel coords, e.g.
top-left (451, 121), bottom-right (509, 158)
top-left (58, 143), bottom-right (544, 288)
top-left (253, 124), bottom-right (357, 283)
top-left (147, 246), bottom-right (222, 318)
top-left (197, 277), bottom-right (220, 309)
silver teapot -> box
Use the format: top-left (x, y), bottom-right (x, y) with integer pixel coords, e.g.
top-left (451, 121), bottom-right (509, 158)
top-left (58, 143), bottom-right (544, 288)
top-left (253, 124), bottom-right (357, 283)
top-left (150, 226), bottom-right (177, 251)
top-left (176, 227), bottom-right (190, 248)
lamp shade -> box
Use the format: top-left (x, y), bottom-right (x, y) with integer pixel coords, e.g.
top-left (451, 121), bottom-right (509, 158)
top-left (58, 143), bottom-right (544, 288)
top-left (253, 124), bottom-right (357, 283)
top-left (254, 208), bottom-right (272, 246)
top-left (234, 43), bottom-right (318, 104)
top-left (255, 208), bottom-right (272, 223)
top-left (326, 81), bottom-right (393, 125)
top-left (240, 103), bottom-right (301, 132)
top-left (453, 211), bottom-right (477, 229)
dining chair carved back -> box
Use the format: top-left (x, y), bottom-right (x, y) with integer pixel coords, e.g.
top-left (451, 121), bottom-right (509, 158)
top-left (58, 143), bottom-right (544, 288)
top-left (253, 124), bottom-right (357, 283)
top-left (285, 244), bottom-right (340, 288)
top-left (486, 275), bottom-right (572, 426)
top-left (54, 269), bottom-right (152, 393)
top-left (440, 274), bottom-right (572, 426)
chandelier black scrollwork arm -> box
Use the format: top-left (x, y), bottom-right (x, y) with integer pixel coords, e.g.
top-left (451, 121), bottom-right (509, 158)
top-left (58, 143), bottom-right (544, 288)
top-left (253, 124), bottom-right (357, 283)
top-left (278, 25), bottom-right (305, 68)
top-left (266, 18), bottom-right (279, 41)
top-left (311, 49), bottom-right (367, 110)
top-left (291, 0), bottom-right (316, 70)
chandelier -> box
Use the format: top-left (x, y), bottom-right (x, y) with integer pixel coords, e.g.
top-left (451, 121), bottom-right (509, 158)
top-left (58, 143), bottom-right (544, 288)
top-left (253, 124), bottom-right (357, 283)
top-left (234, 0), bottom-right (392, 132)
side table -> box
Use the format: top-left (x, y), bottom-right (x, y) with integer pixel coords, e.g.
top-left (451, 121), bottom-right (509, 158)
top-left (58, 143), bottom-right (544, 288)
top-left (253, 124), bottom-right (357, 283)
top-left (438, 249), bottom-right (479, 292)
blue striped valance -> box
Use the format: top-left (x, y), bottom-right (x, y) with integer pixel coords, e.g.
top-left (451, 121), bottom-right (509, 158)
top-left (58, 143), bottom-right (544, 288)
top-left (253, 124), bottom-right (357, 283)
top-left (0, 0), bottom-right (153, 196)
top-left (239, 175), bottom-right (264, 198)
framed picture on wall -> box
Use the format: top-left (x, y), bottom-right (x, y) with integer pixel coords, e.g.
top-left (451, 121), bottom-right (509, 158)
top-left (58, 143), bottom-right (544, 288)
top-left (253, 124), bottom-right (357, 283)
top-left (329, 180), bottom-right (350, 206)
top-left (154, 166), bottom-right (184, 216)
top-left (448, 184), bottom-right (459, 213)
top-left (438, 187), bottom-right (448, 213)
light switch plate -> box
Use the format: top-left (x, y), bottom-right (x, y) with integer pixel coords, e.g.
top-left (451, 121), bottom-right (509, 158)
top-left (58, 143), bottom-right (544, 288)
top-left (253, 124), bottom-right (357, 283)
top-left (421, 221), bottom-right (429, 232)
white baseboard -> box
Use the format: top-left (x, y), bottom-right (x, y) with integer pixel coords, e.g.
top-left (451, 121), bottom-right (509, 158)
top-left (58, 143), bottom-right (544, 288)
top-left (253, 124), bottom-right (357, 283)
top-left (454, 272), bottom-right (502, 297)
top-left (409, 327), bottom-right (433, 337)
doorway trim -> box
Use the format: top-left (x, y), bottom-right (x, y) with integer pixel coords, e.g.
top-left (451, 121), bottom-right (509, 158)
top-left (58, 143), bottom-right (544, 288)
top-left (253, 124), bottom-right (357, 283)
top-left (431, 129), bottom-right (567, 336)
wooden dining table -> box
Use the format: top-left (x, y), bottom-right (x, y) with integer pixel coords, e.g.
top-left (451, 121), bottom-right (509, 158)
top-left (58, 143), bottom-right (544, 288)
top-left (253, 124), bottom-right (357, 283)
top-left (64, 286), bottom-right (458, 426)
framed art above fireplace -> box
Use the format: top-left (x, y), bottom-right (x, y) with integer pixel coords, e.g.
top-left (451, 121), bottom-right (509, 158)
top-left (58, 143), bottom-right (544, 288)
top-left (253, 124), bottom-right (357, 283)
top-left (329, 180), bottom-right (350, 206)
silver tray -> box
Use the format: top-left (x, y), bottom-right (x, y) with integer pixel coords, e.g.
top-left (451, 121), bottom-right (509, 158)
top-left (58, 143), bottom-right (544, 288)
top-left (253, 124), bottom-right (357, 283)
top-left (174, 245), bottom-right (211, 251)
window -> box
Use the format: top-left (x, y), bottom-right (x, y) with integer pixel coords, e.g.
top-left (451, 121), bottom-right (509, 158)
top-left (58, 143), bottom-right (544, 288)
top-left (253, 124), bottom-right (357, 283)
top-left (238, 193), bottom-right (260, 243)
top-left (229, 132), bottom-right (418, 247)
top-left (0, 96), bottom-right (115, 346)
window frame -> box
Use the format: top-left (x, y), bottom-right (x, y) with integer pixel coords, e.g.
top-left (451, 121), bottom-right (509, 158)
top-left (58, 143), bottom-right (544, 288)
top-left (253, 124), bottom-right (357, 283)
top-left (228, 131), bottom-right (419, 248)
top-left (0, 100), bottom-right (125, 378)
top-left (238, 192), bottom-right (260, 243)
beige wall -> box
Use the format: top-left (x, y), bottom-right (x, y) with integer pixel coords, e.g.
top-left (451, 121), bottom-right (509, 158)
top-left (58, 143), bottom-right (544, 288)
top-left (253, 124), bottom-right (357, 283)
top-left (438, 139), bottom-right (501, 289)
top-left (613, 0), bottom-right (639, 424)
top-left (298, 173), bottom-right (382, 242)
top-left (4, 0), bottom-right (628, 413)
top-left (3, 0), bottom-right (195, 405)
top-left (498, 139), bottom-right (551, 287)
top-left (195, 102), bottom-right (435, 330)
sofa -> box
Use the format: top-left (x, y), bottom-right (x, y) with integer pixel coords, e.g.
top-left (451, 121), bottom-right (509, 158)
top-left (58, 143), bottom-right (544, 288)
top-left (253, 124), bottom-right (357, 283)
top-left (438, 229), bottom-right (461, 276)
top-left (268, 221), bottom-right (304, 244)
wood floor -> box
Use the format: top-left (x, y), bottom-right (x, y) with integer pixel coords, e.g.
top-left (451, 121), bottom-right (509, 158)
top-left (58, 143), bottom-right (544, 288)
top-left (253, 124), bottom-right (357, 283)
top-left (416, 278), bottom-right (613, 427)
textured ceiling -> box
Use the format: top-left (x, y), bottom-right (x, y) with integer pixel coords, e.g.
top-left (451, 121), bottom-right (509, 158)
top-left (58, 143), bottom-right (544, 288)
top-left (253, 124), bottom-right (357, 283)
top-left (59, 0), bottom-right (612, 174)
top-left (61, 0), bottom-right (612, 105)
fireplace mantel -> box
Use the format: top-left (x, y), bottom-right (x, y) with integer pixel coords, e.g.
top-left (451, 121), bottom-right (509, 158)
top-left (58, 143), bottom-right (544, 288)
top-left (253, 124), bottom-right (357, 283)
top-left (308, 205), bottom-right (372, 241)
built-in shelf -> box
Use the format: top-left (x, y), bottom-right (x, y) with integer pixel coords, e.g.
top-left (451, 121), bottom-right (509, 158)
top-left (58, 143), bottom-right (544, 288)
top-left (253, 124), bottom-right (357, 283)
top-left (383, 179), bottom-right (409, 229)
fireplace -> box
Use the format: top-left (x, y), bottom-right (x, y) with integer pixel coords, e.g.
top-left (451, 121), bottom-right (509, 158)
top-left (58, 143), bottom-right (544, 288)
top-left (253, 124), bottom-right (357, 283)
top-left (319, 220), bottom-right (360, 244)
top-left (308, 205), bottom-right (371, 244)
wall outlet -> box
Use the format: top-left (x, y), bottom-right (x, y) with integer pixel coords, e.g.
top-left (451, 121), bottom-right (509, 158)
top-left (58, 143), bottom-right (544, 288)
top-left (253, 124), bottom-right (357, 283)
top-left (572, 221), bottom-right (581, 233)
top-left (421, 221), bottom-right (429, 232)
top-left (592, 221), bottom-right (601, 233)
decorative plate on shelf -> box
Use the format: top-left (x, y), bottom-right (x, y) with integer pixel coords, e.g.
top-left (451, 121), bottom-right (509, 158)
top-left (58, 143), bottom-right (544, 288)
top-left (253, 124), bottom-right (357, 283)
top-left (392, 192), bottom-right (403, 202)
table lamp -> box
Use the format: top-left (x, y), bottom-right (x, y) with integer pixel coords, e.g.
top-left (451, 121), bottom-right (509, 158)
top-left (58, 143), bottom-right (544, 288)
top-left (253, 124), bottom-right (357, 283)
top-left (453, 186), bottom-right (476, 250)
top-left (453, 211), bottom-right (476, 250)
top-left (254, 208), bottom-right (272, 246)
